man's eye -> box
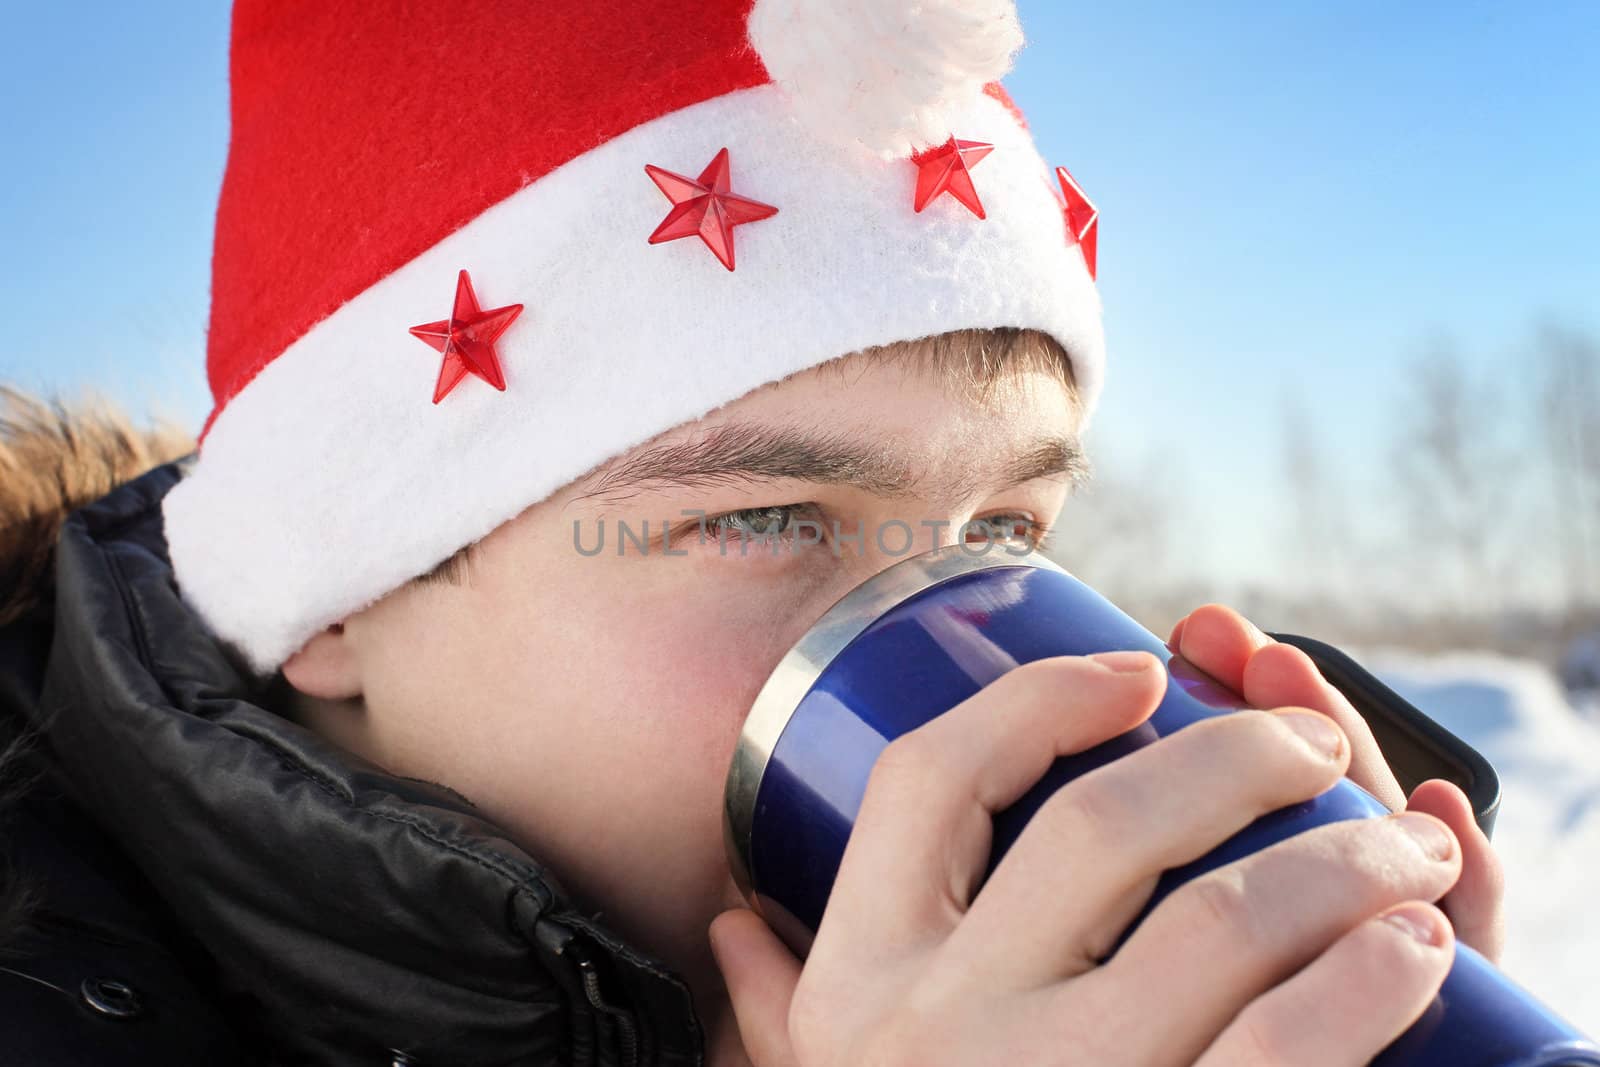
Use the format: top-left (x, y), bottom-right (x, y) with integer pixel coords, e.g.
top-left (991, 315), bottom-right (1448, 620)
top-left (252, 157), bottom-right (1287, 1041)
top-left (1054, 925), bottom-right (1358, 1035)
top-left (703, 504), bottom-right (817, 542)
top-left (691, 507), bottom-right (1053, 553)
top-left (967, 513), bottom-right (1050, 548)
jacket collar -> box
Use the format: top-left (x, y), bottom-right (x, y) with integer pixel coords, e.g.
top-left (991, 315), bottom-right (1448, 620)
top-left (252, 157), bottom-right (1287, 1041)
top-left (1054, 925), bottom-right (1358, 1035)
top-left (31, 456), bottom-right (704, 1066)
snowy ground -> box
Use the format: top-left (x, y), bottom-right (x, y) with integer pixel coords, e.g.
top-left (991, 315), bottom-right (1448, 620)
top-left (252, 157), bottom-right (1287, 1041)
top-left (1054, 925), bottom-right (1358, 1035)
top-left (1362, 650), bottom-right (1600, 1036)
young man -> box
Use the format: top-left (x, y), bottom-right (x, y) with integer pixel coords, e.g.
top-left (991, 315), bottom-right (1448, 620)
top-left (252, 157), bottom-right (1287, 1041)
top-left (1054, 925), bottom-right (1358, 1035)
top-left (0, 1), bottom-right (1503, 1064)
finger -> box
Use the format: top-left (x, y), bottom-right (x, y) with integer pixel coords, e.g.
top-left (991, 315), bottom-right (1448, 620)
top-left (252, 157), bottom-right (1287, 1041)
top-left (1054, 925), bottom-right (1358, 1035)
top-left (1407, 778), bottom-right (1506, 964)
top-left (822, 652), bottom-right (1169, 953)
top-left (1170, 604), bottom-right (1406, 810)
top-left (1192, 902), bottom-right (1455, 1067)
top-left (945, 706), bottom-right (1351, 989)
top-left (708, 908), bottom-right (803, 1067)
top-left (1082, 810), bottom-right (1463, 1066)
top-left (1167, 614), bottom-right (1189, 651)
top-left (1174, 603), bottom-right (1269, 694)
top-left (1241, 641), bottom-right (1407, 811)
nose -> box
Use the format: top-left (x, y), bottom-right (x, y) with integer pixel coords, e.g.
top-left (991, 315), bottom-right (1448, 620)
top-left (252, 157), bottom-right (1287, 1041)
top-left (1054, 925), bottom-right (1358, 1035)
top-left (828, 503), bottom-right (1013, 595)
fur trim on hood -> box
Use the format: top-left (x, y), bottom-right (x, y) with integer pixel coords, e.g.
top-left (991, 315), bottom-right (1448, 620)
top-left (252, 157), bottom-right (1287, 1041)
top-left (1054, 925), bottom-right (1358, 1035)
top-left (0, 385), bottom-right (195, 627)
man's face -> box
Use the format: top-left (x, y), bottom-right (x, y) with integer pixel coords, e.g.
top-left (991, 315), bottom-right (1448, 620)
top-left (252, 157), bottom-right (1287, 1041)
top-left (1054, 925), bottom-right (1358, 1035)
top-left (300, 347), bottom-right (1084, 997)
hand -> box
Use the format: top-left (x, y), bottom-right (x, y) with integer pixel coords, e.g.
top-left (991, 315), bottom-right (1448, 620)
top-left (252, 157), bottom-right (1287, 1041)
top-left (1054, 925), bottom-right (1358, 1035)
top-left (1167, 603), bottom-right (1506, 964)
top-left (710, 651), bottom-right (1460, 1066)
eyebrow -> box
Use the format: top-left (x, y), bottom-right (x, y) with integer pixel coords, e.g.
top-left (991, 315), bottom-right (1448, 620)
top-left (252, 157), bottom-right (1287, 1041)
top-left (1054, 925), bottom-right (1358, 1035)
top-left (570, 419), bottom-right (1093, 507)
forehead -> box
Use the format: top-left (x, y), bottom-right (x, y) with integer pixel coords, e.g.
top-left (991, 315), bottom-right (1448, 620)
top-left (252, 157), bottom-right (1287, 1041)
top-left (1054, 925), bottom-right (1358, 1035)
top-left (737, 351), bottom-right (1079, 468)
top-left (568, 353), bottom-right (1086, 507)
top-left (773, 343), bottom-right (1073, 418)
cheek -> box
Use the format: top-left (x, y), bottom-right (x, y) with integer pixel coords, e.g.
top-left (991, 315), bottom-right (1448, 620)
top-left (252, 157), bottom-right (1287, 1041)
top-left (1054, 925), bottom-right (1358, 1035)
top-left (420, 546), bottom-right (817, 847)
top-left (597, 602), bottom-right (784, 777)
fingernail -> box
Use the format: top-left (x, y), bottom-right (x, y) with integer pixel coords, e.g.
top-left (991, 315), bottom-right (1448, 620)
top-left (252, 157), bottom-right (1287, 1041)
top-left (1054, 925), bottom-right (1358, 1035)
top-left (1394, 812), bottom-right (1456, 862)
top-left (1382, 904), bottom-right (1446, 947)
top-left (1280, 711), bottom-right (1343, 759)
top-left (1089, 650), bottom-right (1155, 674)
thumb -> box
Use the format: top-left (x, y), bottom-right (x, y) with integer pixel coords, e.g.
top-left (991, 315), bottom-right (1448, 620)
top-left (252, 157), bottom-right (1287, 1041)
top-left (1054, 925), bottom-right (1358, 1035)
top-left (708, 908), bottom-right (803, 1067)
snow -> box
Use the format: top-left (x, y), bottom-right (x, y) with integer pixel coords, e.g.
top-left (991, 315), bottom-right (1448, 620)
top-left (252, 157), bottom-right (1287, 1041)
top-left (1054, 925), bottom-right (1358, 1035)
top-left (1362, 650), bottom-right (1600, 1035)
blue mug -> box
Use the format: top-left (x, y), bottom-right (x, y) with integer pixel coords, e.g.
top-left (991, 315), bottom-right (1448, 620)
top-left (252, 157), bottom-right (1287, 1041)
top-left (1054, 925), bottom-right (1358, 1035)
top-left (723, 544), bottom-right (1600, 1066)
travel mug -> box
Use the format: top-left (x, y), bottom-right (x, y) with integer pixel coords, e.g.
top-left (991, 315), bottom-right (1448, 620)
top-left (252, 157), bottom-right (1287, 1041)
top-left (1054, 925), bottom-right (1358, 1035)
top-left (723, 543), bottom-right (1600, 1066)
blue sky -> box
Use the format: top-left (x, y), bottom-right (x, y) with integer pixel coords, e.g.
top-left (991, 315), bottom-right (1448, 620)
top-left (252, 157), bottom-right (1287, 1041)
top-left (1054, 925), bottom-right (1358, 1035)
top-left (2, 2), bottom-right (1596, 595)
top-left (1004, 2), bottom-right (1599, 594)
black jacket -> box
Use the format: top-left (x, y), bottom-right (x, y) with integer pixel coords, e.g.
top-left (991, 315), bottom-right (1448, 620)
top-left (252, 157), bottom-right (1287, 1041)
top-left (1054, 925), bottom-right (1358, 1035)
top-left (0, 456), bottom-right (706, 1065)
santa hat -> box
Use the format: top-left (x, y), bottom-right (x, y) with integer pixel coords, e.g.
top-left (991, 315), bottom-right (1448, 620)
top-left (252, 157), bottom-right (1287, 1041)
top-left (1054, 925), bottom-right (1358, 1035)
top-left (161, 0), bottom-right (1105, 677)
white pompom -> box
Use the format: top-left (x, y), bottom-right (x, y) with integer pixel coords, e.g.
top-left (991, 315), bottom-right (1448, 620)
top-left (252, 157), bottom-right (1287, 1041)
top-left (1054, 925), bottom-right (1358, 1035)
top-left (747, 0), bottom-right (1025, 160)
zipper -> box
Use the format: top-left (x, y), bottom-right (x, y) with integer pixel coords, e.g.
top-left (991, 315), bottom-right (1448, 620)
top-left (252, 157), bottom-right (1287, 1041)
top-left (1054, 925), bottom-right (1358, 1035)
top-left (571, 940), bottom-right (640, 1067)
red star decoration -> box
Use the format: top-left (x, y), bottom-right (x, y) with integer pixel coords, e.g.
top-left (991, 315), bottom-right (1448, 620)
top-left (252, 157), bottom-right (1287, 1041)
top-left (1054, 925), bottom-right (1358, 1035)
top-left (408, 270), bottom-right (524, 404)
top-left (644, 147), bottom-right (778, 271)
top-left (1056, 166), bottom-right (1099, 280)
top-left (911, 137), bottom-right (995, 219)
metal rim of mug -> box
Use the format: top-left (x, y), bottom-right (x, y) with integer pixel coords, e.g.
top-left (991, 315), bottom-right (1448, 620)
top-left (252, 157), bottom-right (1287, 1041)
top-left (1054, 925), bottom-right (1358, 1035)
top-left (722, 542), bottom-right (1070, 909)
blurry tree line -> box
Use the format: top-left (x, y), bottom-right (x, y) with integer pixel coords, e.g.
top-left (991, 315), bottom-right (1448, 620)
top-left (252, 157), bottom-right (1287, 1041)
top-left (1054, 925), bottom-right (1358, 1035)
top-left (1049, 323), bottom-right (1600, 693)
